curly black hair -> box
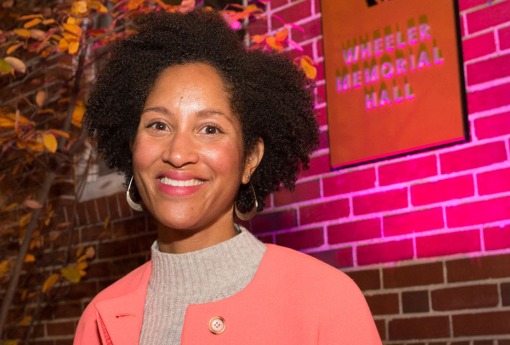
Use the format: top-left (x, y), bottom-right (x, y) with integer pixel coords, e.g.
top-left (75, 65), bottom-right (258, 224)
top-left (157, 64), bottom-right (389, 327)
top-left (85, 10), bottom-right (319, 213)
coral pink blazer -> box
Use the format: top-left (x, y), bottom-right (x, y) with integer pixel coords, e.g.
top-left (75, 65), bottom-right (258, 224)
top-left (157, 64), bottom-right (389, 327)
top-left (74, 244), bottom-right (382, 345)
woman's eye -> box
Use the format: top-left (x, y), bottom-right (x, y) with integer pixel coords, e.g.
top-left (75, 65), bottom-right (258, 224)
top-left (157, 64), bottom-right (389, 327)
top-left (148, 122), bottom-right (168, 131)
top-left (200, 125), bottom-right (221, 135)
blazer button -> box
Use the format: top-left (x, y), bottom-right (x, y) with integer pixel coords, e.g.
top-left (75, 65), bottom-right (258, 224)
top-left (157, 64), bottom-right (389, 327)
top-left (209, 316), bottom-right (226, 334)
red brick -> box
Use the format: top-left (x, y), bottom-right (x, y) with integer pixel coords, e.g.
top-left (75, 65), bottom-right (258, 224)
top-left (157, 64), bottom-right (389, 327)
top-left (389, 316), bottom-right (450, 339)
top-left (346, 268), bottom-right (381, 291)
top-left (484, 224), bottom-right (510, 251)
top-left (462, 32), bottom-right (496, 61)
top-left (475, 111), bottom-right (510, 139)
top-left (291, 17), bottom-right (321, 43)
top-left (366, 293), bottom-right (399, 315)
top-left (255, 234), bottom-right (274, 244)
top-left (500, 26), bottom-right (510, 50)
top-left (458, 0), bottom-right (489, 11)
top-left (317, 38), bottom-right (323, 58)
top-left (384, 208), bottom-right (444, 236)
top-left (315, 106), bottom-right (327, 127)
top-left (272, 0), bottom-right (312, 29)
top-left (402, 290), bottom-right (430, 313)
top-left (315, 83), bottom-right (325, 106)
top-left (273, 179), bottom-right (320, 206)
top-left (379, 155), bottom-right (438, 186)
top-left (432, 284), bottom-right (499, 311)
top-left (247, 16), bottom-right (268, 36)
top-left (453, 311), bottom-right (510, 336)
top-left (417, 230), bottom-right (481, 258)
top-left (383, 262), bottom-right (444, 288)
top-left (46, 321), bottom-right (75, 336)
top-left (323, 168), bottom-right (376, 196)
top-left (299, 198), bottom-right (350, 225)
top-left (446, 196), bottom-right (510, 228)
top-left (467, 54), bottom-right (510, 85)
top-left (478, 167), bottom-right (510, 195)
top-left (466, 1), bottom-right (510, 34)
top-left (112, 216), bottom-right (147, 239)
top-left (269, 0), bottom-right (288, 10)
top-left (317, 129), bottom-right (329, 150)
top-left (440, 142), bottom-right (507, 174)
top-left (315, 61), bottom-right (325, 83)
top-left (353, 188), bottom-right (408, 215)
top-left (357, 239), bottom-right (414, 266)
top-left (250, 209), bottom-right (297, 233)
top-left (299, 153), bottom-right (330, 178)
top-left (310, 247), bottom-right (353, 268)
top-left (275, 227), bottom-right (324, 250)
top-left (447, 253), bottom-right (510, 282)
top-left (467, 82), bottom-right (510, 113)
top-left (328, 218), bottom-right (382, 244)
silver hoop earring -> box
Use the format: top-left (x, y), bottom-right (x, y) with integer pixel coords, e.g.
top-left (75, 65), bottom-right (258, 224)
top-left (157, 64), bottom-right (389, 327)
top-left (234, 183), bottom-right (258, 221)
top-left (126, 177), bottom-right (143, 212)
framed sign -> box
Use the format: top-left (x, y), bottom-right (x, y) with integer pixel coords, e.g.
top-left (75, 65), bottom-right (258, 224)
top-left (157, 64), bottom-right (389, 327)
top-left (321, 0), bottom-right (468, 169)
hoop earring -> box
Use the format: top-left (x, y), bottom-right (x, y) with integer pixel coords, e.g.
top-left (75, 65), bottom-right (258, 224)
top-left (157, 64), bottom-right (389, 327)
top-left (126, 177), bottom-right (143, 212)
top-left (234, 183), bottom-right (258, 221)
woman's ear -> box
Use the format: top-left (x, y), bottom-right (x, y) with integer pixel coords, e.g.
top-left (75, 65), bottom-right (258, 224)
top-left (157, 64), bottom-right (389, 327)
top-left (242, 138), bottom-right (264, 184)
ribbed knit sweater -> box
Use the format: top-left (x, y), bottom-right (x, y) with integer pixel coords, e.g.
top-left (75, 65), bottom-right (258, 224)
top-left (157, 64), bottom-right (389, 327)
top-left (139, 226), bottom-right (266, 345)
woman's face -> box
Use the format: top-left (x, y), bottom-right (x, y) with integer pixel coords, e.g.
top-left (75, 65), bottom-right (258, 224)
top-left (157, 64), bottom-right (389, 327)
top-left (132, 63), bottom-right (262, 252)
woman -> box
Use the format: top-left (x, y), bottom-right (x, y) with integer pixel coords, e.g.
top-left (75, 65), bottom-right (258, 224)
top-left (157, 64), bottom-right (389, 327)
top-left (74, 10), bottom-right (382, 345)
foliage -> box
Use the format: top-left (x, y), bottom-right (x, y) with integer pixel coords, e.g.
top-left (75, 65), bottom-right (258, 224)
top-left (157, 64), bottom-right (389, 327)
top-left (0, 0), bottom-right (315, 343)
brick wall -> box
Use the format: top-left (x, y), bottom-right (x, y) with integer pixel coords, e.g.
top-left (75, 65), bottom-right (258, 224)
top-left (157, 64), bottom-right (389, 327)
top-left (21, 0), bottom-right (510, 344)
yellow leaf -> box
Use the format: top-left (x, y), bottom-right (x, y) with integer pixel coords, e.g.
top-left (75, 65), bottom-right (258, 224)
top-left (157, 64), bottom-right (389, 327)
top-left (0, 260), bottom-right (10, 278)
top-left (103, 216), bottom-right (110, 230)
top-left (63, 22), bottom-right (82, 37)
top-left (42, 273), bottom-right (59, 293)
top-left (35, 90), bottom-right (46, 107)
top-left (48, 129), bottom-right (70, 138)
top-left (18, 315), bottom-right (32, 326)
top-left (23, 199), bottom-right (43, 209)
top-left (67, 17), bottom-right (77, 25)
top-left (76, 246), bottom-right (84, 258)
top-left (24, 18), bottom-right (41, 29)
top-left (43, 133), bottom-right (57, 153)
top-left (68, 41), bottom-right (80, 55)
top-left (77, 254), bottom-right (88, 263)
top-left (72, 101), bottom-right (85, 127)
top-left (275, 28), bottom-right (288, 41)
top-left (5, 57), bottom-right (26, 74)
top-left (89, 1), bottom-right (108, 13)
top-left (3, 339), bottom-right (19, 345)
top-left (14, 28), bottom-right (31, 38)
top-left (6, 43), bottom-right (22, 55)
top-left (85, 246), bottom-right (95, 259)
top-left (300, 56), bottom-right (317, 80)
top-left (0, 59), bottom-right (12, 75)
top-left (0, 117), bottom-right (14, 128)
top-left (77, 261), bottom-right (88, 271)
top-left (58, 38), bottom-right (69, 52)
top-left (72, 1), bottom-right (88, 15)
top-left (61, 265), bottom-right (82, 283)
top-left (2, 203), bottom-right (18, 212)
top-left (244, 4), bottom-right (261, 13)
top-left (43, 19), bottom-right (56, 25)
top-left (24, 254), bottom-right (35, 263)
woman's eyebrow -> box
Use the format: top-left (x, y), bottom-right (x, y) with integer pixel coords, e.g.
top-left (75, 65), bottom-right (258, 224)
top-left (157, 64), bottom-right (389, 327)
top-left (141, 106), bottom-right (171, 115)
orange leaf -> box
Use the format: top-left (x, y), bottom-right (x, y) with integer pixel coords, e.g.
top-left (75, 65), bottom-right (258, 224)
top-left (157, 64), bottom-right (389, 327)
top-left (14, 28), bottom-right (31, 38)
top-left (0, 260), bottom-right (10, 279)
top-left (24, 18), bottom-right (41, 29)
top-left (5, 57), bottom-right (26, 74)
top-left (43, 133), bottom-right (58, 153)
top-left (89, 0), bottom-right (108, 13)
top-left (35, 90), bottom-right (46, 107)
top-left (42, 273), bottom-right (59, 293)
top-left (6, 43), bottom-right (22, 55)
top-left (266, 36), bottom-right (283, 51)
top-left (72, 101), bottom-right (85, 127)
top-left (63, 22), bottom-right (82, 36)
top-left (18, 14), bottom-right (43, 21)
top-left (252, 34), bottom-right (266, 44)
top-left (0, 117), bottom-right (14, 128)
top-left (24, 254), bottom-right (35, 263)
top-left (48, 129), bottom-right (70, 138)
top-left (43, 19), bottom-right (56, 25)
top-left (18, 315), bottom-right (32, 326)
top-left (68, 41), bottom-right (80, 54)
top-left (300, 56), bottom-right (317, 80)
top-left (58, 38), bottom-right (69, 52)
top-left (61, 265), bottom-right (81, 283)
top-left (275, 28), bottom-right (288, 42)
top-left (85, 246), bottom-right (95, 259)
top-left (19, 212), bottom-right (32, 227)
top-left (72, 1), bottom-right (88, 15)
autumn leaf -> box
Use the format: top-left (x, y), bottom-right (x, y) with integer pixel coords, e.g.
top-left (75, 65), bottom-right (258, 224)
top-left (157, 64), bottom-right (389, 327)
top-left (58, 38), bottom-right (69, 52)
top-left (24, 254), bottom-right (36, 263)
top-left (18, 14), bottom-right (43, 21)
top-left (89, 1), bottom-right (108, 13)
top-left (42, 133), bottom-right (58, 153)
top-left (35, 90), bottom-right (46, 107)
top-left (68, 41), bottom-right (80, 54)
top-left (300, 56), bottom-right (317, 80)
top-left (6, 43), bottom-right (22, 55)
top-left (63, 22), bottom-right (83, 37)
top-left (61, 265), bottom-right (82, 283)
top-left (275, 28), bottom-right (288, 41)
top-left (30, 29), bottom-right (46, 41)
top-left (0, 260), bottom-right (10, 279)
top-left (42, 273), bottom-right (59, 293)
top-left (0, 59), bottom-right (13, 75)
top-left (19, 212), bottom-right (32, 227)
top-left (266, 36), bottom-right (283, 51)
top-left (3, 339), bottom-right (19, 345)
top-left (18, 315), bottom-right (32, 326)
top-left (252, 34), bottom-right (266, 44)
top-left (14, 28), bottom-right (31, 38)
top-left (24, 18), bottom-right (42, 29)
top-left (71, 1), bottom-right (88, 15)
top-left (5, 57), bottom-right (27, 74)
top-left (23, 199), bottom-right (43, 209)
top-left (72, 101), bottom-right (85, 127)
top-left (85, 246), bottom-right (95, 259)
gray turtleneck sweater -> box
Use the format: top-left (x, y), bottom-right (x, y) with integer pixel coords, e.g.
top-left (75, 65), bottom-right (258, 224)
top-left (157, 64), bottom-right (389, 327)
top-left (139, 226), bottom-right (266, 345)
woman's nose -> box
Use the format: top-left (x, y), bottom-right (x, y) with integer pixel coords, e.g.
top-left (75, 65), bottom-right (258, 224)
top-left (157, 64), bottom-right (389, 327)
top-left (162, 131), bottom-right (199, 168)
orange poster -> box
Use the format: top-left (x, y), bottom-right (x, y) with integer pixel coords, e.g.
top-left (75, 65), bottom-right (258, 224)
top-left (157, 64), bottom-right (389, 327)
top-left (321, 0), bottom-right (468, 168)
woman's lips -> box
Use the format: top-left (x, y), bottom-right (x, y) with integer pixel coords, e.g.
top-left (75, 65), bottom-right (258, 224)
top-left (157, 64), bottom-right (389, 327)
top-left (156, 175), bottom-right (205, 196)
top-left (159, 176), bottom-right (204, 187)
